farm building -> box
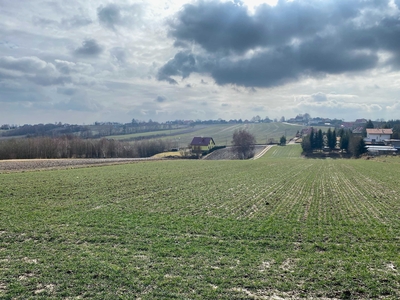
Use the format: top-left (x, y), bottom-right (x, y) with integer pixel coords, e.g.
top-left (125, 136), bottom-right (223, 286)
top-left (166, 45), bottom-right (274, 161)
top-left (364, 128), bottom-right (393, 143)
top-left (366, 145), bottom-right (397, 155)
top-left (383, 139), bottom-right (400, 150)
top-left (190, 137), bottom-right (215, 153)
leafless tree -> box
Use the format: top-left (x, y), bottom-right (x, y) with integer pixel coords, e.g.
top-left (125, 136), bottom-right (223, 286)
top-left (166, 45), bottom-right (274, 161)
top-left (231, 129), bottom-right (256, 159)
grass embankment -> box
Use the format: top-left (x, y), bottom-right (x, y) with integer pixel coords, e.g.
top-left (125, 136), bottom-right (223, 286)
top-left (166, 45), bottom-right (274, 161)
top-left (0, 146), bottom-right (399, 299)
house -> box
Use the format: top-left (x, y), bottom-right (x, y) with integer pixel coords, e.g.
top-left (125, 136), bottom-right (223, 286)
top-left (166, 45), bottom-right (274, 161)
top-left (190, 137), bottom-right (215, 153)
top-left (355, 119), bottom-right (368, 124)
top-left (352, 127), bottom-right (364, 136)
top-left (365, 129), bottom-right (393, 143)
top-left (340, 122), bottom-right (354, 129)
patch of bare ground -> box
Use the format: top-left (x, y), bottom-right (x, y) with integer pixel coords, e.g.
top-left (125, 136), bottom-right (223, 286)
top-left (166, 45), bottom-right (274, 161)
top-left (0, 283), bottom-right (6, 294)
top-left (232, 288), bottom-right (341, 300)
top-left (259, 260), bottom-right (275, 272)
top-left (0, 158), bottom-right (156, 172)
top-left (204, 145), bottom-right (267, 160)
top-left (34, 283), bottom-right (55, 294)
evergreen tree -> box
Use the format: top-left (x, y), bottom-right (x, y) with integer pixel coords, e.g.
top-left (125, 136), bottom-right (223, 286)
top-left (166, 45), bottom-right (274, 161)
top-left (309, 130), bottom-right (315, 151)
top-left (327, 129), bottom-right (336, 150)
top-left (332, 130), bottom-right (337, 150)
top-left (316, 129), bottom-right (323, 150)
top-left (280, 135), bottom-right (287, 146)
top-left (301, 135), bottom-right (312, 153)
top-left (357, 138), bottom-right (367, 156)
top-left (366, 119), bottom-right (374, 129)
top-left (326, 128), bottom-right (332, 150)
top-left (340, 131), bottom-right (350, 152)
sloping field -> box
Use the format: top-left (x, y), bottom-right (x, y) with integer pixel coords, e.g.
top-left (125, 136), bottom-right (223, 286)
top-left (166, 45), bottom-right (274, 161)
top-left (263, 144), bottom-right (304, 159)
top-left (108, 123), bottom-right (306, 146)
top-left (172, 122), bottom-right (303, 146)
top-left (0, 148), bottom-right (399, 299)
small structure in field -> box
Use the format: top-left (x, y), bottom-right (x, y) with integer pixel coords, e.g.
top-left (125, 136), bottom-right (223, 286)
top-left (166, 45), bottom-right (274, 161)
top-left (366, 145), bottom-right (397, 156)
top-left (383, 139), bottom-right (400, 150)
top-left (190, 137), bottom-right (215, 156)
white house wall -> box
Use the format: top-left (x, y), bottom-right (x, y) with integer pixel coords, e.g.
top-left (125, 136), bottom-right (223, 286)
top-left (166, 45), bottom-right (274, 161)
top-left (365, 134), bottom-right (391, 142)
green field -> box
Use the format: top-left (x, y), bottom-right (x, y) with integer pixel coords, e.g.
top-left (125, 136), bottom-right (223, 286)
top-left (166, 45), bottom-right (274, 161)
top-left (107, 128), bottom-right (187, 141)
top-left (0, 145), bottom-right (399, 299)
top-left (164, 123), bottom-right (331, 147)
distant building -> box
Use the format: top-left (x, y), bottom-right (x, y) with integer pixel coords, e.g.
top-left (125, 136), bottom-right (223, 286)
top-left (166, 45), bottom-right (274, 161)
top-left (355, 119), bottom-right (368, 124)
top-left (190, 137), bottom-right (216, 154)
top-left (340, 122), bottom-right (354, 129)
top-left (352, 127), bottom-right (364, 136)
top-left (383, 139), bottom-right (400, 150)
top-left (365, 129), bottom-right (393, 143)
top-left (366, 145), bottom-right (397, 155)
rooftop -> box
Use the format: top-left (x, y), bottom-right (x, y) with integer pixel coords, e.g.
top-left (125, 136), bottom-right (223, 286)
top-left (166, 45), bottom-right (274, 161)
top-left (366, 129), bottom-right (393, 135)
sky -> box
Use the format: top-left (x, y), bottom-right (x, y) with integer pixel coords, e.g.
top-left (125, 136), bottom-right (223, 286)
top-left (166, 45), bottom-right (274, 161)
top-left (1, 0), bottom-right (400, 125)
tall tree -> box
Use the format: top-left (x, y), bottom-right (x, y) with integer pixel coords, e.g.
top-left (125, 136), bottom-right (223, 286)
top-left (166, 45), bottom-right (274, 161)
top-left (301, 135), bottom-right (312, 153)
top-left (280, 135), bottom-right (286, 146)
top-left (340, 131), bottom-right (350, 152)
top-left (316, 129), bottom-right (323, 150)
top-left (231, 129), bottom-right (256, 159)
top-left (327, 128), bottom-right (336, 150)
top-left (326, 128), bottom-right (332, 150)
top-left (348, 136), bottom-right (367, 157)
top-left (309, 130), bottom-right (315, 151)
top-left (366, 119), bottom-right (374, 129)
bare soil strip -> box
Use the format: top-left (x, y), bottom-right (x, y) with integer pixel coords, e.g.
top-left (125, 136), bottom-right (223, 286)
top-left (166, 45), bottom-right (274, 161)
top-left (0, 158), bottom-right (155, 172)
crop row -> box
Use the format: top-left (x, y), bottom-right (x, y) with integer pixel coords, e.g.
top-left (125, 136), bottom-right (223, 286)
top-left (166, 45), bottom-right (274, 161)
top-left (0, 147), bottom-right (399, 298)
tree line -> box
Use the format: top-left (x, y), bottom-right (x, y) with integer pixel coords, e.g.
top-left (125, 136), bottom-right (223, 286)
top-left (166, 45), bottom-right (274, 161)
top-left (301, 128), bottom-right (367, 157)
top-left (0, 136), bottom-right (171, 160)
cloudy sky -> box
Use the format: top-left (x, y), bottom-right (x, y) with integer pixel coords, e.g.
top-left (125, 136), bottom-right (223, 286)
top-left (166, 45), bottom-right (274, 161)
top-left (1, 0), bottom-right (400, 124)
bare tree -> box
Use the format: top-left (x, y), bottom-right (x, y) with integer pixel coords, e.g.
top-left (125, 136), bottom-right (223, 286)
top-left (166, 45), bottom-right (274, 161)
top-left (231, 129), bottom-right (256, 159)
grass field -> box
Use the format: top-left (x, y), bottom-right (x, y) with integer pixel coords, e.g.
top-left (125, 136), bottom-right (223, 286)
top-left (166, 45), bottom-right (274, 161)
top-left (168, 123), bottom-right (331, 147)
top-left (0, 145), bottom-right (399, 299)
top-left (108, 128), bottom-right (188, 141)
top-left (108, 123), bottom-right (313, 147)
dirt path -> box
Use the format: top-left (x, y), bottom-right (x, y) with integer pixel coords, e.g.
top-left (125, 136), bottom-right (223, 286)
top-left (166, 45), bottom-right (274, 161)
top-left (252, 145), bottom-right (274, 160)
top-left (204, 145), bottom-right (268, 160)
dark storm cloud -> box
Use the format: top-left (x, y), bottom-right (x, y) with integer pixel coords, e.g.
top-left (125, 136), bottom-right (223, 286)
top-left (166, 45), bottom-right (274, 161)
top-left (157, 51), bottom-right (197, 84)
top-left (74, 39), bottom-right (103, 57)
top-left (159, 0), bottom-right (399, 88)
top-left (168, 0), bottom-right (262, 54)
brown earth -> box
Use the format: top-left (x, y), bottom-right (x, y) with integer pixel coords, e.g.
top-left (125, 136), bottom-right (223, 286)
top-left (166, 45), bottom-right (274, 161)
top-left (204, 145), bottom-right (268, 160)
top-left (0, 158), bottom-right (154, 173)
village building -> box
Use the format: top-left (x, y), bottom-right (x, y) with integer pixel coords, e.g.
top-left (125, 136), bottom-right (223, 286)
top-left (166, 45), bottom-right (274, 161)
top-left (190, 137), bottom-right (215, 155)
top-left (364, 129), bottom-right (393, 144)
